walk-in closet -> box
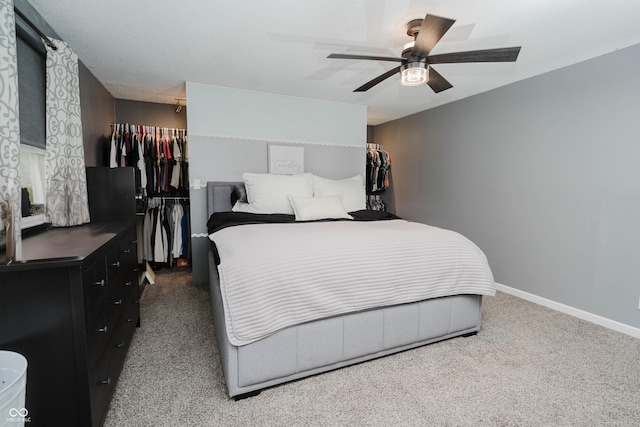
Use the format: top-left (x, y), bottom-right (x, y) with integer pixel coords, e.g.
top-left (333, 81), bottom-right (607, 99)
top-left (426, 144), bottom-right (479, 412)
top-left (366, 142), bottom-right (391, 211)
top-left (108, 123), bottom-right (190, 270)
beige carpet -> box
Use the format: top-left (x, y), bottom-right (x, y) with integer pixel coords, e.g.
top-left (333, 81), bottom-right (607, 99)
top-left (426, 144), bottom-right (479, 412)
top-left (104, 269), bottom-right (640, 426)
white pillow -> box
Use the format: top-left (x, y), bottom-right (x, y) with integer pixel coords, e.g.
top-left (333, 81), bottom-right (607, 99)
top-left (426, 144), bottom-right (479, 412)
top-left (312, 174), bottom-right (366, 212)
top-left (231, 201), bottom-right (253, 213)
top-left (241, 172), bottom-right (313, 214)
top-left (288, 195), bottom-right (353, 221)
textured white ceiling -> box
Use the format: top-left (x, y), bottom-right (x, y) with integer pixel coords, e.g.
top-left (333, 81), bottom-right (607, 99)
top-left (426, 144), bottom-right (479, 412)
top-left (27, 0), bottom-right (640, 125)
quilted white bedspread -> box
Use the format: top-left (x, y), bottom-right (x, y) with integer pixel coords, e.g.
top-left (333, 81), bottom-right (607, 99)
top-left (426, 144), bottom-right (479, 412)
top-left (209, 219), bottom-right (495, 346)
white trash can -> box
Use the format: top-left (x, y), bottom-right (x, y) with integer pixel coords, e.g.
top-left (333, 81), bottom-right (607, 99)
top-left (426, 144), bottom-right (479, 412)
top-left (0, 351), bottom-right (28, 427)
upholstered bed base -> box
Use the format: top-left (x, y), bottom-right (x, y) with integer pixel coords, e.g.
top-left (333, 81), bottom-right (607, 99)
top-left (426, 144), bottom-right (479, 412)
top-left (206, 182), bottom-right (483, 398)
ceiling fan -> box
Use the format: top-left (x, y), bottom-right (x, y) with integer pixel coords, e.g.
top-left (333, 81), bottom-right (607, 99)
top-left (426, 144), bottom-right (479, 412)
top-left (327, 13), bottom-right (521, 93)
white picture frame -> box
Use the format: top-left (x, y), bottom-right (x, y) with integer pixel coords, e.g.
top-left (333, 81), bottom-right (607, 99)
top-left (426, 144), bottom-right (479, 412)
top-left (268, 144), bottom-right (305, 174)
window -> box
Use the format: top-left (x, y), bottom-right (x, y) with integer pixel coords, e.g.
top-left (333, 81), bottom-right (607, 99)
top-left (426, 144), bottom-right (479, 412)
top-left (18, 145), bottom-right (45, 226)
top-left (16, 26), bottom-right (46, 149)
top-left (15, 14), bottom-right (47, 228)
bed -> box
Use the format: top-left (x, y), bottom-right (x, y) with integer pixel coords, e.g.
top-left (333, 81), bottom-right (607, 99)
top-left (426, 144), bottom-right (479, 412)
top-left (206, 176), bottom-right (495, 399)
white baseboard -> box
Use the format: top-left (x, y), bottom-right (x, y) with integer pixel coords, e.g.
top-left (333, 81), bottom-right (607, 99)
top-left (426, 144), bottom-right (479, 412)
top-left (494, 283), bottom-right (640, 339)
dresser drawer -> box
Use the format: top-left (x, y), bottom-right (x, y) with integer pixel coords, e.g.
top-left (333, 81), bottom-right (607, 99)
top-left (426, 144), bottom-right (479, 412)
top-left (119, 229), bottom-right (137, 271)
top-left (122, 277), bottom-right (140, 339)
top-left (106, 243), bottom-right (124, 285)
top-left (86, 284), bottom-right (126, 369)
top-left (83, 258), bottom-right (108, 321)
top-left (88, 316), bottom-right (128, 427)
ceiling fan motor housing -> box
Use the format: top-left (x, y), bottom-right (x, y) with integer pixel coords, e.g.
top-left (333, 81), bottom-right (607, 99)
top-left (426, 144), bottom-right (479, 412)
top-left (402, 19), bottom-right (425, 58)
top-left (406, 19), bottom-right (424, 37)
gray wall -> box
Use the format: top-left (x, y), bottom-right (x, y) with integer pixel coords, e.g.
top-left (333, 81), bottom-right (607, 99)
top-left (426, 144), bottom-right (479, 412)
top-left (375, 43), bottom-right (640, 329)
top-left (80, 64), bottom-right (115, 166)
top-left (367, 125), bottom-right (375, 143)
top-left (115, 99), bottom-right (187, 129)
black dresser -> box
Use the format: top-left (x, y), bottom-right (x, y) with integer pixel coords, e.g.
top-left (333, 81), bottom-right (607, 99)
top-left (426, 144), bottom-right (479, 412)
top-left (0, 167), bottom-right (141, 426)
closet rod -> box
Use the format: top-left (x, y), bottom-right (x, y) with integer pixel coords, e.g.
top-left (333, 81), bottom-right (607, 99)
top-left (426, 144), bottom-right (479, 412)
top-left (148, 196), bottom-right (189, 200)
top-left (14, 7), bottom-right (57, 51)
top-left (110, 124), bottom-right (186, 132)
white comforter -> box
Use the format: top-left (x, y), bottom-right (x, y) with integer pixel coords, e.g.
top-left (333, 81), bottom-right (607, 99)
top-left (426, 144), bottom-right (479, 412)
top-left (209, 219), bottom-right (495, 346)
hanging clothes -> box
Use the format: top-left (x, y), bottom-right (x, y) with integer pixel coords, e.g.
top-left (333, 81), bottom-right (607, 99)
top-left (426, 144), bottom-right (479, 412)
top-left (180, 199), bottom-right (191, 259)
top-left (109, 125), bottom-right (118, 167)
top-left (366, 143), bottom-right (391, 211)
top-left (367, 195), bottom-right (386, 211)
top-left (108, 124), bottom-right (189, 197)
top-left (142, 197), bottom-right (191, 266)
top-left (170, 131), bottom-right (182, 191)
top-left (153, 205), bottom-right (165, 263)
top-left (171, 202), bottom-right (183, 258)
top-left (366, 144), bottom-right (391, 194)
top-left (143, 205), bottom-right (154, 262)
top-left (137, 126), bottom-right (147, 191)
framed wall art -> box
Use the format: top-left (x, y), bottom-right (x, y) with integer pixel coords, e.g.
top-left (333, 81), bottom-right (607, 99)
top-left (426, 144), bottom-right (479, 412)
top-left (268, 144), bottom-right (305, 174)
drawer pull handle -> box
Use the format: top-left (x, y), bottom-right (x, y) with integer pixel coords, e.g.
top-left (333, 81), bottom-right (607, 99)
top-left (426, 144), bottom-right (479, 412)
top-left (131, 240), bottom-right (137, 244)
top-left (97, 326), bottom-right (108, 334)
top-left (125, 281), bottom-right (132, 287)
top-left (101, 378), bottom-right (111, 386)
top-left (116, 342), bottom-right (125, 348)
top-left (123, 248), bottom-right (131, 254)
top-left (126, 318), bottom-right (134, 323)
top-left (114, 299), bottom-right (123, 306)
top-left (111, 261), bottom-right (120, 268)
top-left (134, 300), bottom-right (140, 304)
top-left (94, 279), bottom-right (105, 287)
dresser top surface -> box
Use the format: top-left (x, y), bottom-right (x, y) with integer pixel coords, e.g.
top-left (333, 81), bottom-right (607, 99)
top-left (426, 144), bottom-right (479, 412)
top-left (0, 223), bottom-right (131, 271)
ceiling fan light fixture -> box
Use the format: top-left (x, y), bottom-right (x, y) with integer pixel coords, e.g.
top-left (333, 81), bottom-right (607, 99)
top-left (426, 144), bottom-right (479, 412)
top-left (400, 62), bottom-right (428, 86)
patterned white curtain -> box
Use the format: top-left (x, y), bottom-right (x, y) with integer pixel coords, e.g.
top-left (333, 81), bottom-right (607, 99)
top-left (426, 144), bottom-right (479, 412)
top-left (45, 39), bottom-right (90, 226)
top-left (0, 0), bottom-right (22, 261)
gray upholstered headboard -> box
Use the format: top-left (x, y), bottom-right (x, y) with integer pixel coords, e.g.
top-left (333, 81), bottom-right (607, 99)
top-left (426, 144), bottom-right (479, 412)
top-left (206, 181), bottom-right (243, 216)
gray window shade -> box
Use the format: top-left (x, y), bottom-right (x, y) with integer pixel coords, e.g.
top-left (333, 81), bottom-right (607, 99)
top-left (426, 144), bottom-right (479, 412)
top-left (16, 31), bottom-right (46, 150)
